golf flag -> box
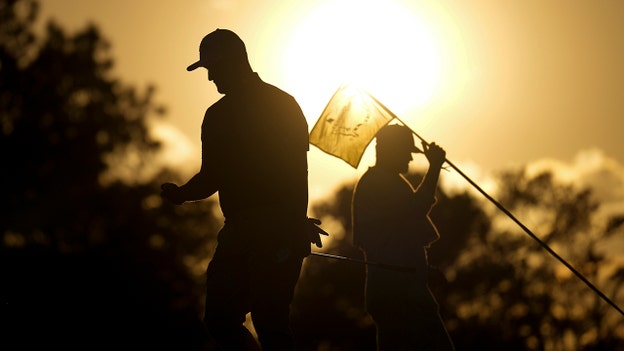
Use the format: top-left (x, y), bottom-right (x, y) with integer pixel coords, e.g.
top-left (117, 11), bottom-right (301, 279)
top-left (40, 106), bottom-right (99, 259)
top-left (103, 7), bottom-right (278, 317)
top-left (310, 85), bottom-right (396, 168)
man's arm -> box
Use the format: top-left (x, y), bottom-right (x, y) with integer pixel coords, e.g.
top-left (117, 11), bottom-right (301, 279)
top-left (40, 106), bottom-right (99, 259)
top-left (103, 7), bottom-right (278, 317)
top-left (161, 164), bottom-right (218, 205)
top-left (414, 141), bottom-right (446, 202)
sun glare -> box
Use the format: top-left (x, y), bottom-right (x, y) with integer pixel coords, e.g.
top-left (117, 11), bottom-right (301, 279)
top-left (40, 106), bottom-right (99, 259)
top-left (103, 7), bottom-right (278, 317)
top-left (279, 0), bottom-right (442, 121)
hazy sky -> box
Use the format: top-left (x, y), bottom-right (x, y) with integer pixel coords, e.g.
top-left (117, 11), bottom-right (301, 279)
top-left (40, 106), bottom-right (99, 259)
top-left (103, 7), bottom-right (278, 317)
top-left (33, 1), bottom-right (624, 318)
top-left (39, 0), bottom-right (624, 200)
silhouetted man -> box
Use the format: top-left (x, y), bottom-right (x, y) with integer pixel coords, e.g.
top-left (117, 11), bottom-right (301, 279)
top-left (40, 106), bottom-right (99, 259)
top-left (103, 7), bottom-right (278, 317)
top-left (352, 124), bottom-right (454, 350)
top-left (161, 28), bottom-right (319, 350)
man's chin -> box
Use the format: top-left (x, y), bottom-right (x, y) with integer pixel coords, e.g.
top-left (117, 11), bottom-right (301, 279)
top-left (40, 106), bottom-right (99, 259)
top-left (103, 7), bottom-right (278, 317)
top-left (212, 83), bottom-right (227, 95)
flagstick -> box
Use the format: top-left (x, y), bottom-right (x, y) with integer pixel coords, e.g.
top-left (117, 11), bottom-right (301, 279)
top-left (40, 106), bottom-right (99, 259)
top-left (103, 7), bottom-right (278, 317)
top-left (365, 91), bottom-right (624, 318)
top-left (309, 251), bottom-right (424, 273)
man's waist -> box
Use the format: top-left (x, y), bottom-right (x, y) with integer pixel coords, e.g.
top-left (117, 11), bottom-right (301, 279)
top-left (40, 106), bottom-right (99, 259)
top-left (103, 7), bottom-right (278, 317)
top-left (224, 206), bottom-right (306, 224)
top-left (365, 249), bottom-right (427, 270)
top-left (367, 264), bottom-right (429, 285)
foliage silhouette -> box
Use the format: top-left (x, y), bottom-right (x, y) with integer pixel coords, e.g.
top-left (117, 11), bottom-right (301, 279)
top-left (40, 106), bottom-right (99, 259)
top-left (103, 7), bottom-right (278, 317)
top-left (0, 1), bottom-right (220, 349)
top-left (292, 183), bottom-right (377, 350)
top-left (2, 1), bottom-right (623, 350)
top-left (294, 168), bottom-right (624, 350)
top-left (291, 177), bottom-right (488, 350)
top-left (446, 168), bottom-right (624, 351)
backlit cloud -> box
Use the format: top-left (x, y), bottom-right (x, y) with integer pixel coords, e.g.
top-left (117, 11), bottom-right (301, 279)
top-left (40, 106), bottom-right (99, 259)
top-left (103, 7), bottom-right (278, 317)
top-left (528, 148), bottom-right (624, 219)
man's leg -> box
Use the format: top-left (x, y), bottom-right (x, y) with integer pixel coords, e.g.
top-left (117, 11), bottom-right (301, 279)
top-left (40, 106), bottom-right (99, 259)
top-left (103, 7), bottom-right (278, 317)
top-left (248, 249), bottom-right (303, 350)
top-left (368, 298), bottom-right (409, 351)
top-left (204, 230), bottom-right (259, 350)
top-left (405, 285), bottom-right (455, 351)
top-left (366, 269), bottom-right (413, 351)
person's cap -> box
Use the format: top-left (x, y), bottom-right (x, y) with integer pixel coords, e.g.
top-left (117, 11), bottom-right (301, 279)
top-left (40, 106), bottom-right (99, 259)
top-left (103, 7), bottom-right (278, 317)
top-left (187, 29), bottom-right (247, 71)
top-left (375, 124), bottom-right (420, 153)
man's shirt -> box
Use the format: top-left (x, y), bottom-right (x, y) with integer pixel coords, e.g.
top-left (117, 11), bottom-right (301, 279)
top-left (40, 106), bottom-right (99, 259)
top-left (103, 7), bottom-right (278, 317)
top-left (201, 73), bottom-right (309, 224)
top-left (352, 166), bottom-right (439, 270)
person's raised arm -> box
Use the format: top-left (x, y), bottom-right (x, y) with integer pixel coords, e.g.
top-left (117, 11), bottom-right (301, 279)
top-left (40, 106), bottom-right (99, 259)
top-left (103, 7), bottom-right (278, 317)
top-left (414, 141), bottom-right (446, 202)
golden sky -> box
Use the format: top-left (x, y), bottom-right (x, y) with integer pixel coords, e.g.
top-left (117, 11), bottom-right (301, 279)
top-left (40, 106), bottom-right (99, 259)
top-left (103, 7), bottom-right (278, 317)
top-left (40, 0), bottom-right (624, 201)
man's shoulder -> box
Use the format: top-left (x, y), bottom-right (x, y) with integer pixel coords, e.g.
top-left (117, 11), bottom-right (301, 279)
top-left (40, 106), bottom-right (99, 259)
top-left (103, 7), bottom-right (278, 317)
top-left (354, 168), bottom-right (389, 204)
top-left (200, 97), bottom-right (230, 136)
top-left (204, 95), bottom-right (228, 115)
top-left (257, 80), bottom-right (299, 106)
top-left (357, 167), bottom-right (397, 187)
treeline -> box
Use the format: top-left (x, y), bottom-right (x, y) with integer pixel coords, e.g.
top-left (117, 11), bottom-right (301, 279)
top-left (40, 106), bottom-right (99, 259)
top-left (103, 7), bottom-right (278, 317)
top-left (1, 1), bottom-right (623, 350)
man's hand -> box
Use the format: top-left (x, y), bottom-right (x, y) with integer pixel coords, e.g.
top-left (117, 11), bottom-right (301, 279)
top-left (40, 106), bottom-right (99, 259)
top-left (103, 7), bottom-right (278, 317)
top-left (422, 141), bottom-right (446, 168)
top-left (160, 182), bottom-right (185, 205)
top-left (306, 217), bottom-right (329, 248)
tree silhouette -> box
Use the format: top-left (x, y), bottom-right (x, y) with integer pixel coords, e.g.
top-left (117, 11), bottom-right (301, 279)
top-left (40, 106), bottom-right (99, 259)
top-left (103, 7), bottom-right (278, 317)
top-left (291, 175), bottom-right (489, 350)
top-left (293, 168), bottom-right (624, 350)
top-left (292, 182), bottom-right (376, 350)
top-left (0, 1), bottom-right (220, 349)
top-left (442, 168), bottom-right (624, 351)
top-left (3, 1), bottom-right (622, 350)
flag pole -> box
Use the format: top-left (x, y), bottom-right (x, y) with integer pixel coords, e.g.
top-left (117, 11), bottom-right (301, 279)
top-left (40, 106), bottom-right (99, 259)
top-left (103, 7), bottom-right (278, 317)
top-left (365, 91), bottom-right (624, 318)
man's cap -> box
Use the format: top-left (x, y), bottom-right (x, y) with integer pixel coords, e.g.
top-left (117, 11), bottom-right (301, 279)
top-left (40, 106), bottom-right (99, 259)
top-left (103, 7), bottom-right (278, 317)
top-left (187, 29), bottom-right (247, 71)
top-left (375, 124), bottom-right (420, 153)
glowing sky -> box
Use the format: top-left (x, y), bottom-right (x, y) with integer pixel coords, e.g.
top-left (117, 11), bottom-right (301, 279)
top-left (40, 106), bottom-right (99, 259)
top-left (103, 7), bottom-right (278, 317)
top-left (39, 0), bottom-right (624, 201)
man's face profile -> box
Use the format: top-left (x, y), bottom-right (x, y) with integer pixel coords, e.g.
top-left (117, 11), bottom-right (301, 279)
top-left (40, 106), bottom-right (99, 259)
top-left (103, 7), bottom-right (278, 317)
top-left (389, 148), bottom-right (413, 174)
top-left (378, 145), bottom-right (413, 174)
top-left (205, 59), bottom-right (231, 94)
top-left (202, 50), bottom-right (245, 95)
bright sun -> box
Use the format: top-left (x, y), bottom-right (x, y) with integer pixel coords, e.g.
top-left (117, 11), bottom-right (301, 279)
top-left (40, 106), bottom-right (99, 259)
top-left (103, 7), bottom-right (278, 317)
top-left (278, 0), bottom-right (442, 122)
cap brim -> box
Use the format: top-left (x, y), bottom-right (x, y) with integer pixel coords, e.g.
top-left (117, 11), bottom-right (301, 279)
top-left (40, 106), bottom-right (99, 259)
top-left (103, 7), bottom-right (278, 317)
top-left (186, 61), bottom-right (203, 71)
